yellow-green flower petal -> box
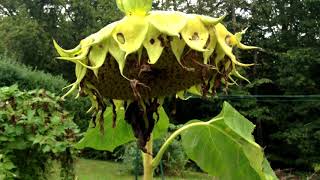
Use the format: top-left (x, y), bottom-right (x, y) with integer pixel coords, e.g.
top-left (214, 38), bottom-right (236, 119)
top-left (143, 24), bottom-right (164, 64)
top-left (234, 28), bottom-right (259, 50)
top-left (117, 0), bottom-right (152, 15)
top-left (112, 16), bottom-right (148, 58)
top-left (215, 23), bottom-right (254, 67)
top-left (148, 11), bottom-right (187, 37)
top-left (181, 16), bottom-right (209, 52)
top-left (228, 75), bottom-right (239, 86)
top-left (170, 36), bottom-right (186, 64)
top-left (213, 43), bottom-right (225, 69)
top-left (203, 29), bottom-right (217, 64)
top-left (234, 27), bottom-right (247, 42)
top-left (108, 38), bottom-right (126, 77)
top-left (197, 14), bottom-right (226, 26)
top-left (88, 41), bottom-right (109, 77)
top-left (53, 40), bottom-right (81, 57)
top-left (237, 43), bottom-right (259, 50)
top-left (187, 85), bottom-right (202, 96)
top-left (231, 69), bottom-right (250, 83)
top-left (91, 22), bottom-right (117, 46)
top-left (176, 90), bottom-right (186, 100)
top-left (63, 61), bottom-right (87, 99)
top-left (116, 0), bottom-right (125, 13)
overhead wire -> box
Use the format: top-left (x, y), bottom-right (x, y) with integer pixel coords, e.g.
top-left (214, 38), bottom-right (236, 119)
top-left (188, 94), bottom-right (320, 102)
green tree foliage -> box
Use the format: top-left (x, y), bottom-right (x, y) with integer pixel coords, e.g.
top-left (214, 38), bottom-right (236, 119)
top-left (246, 0), bottom-right (320, 170)
top-left (158, 0), bottom-right (320, 172)
top-left (0, 0), bottom-right (122, 80)
top-left (0, 85), bottom-right (80, 179)
top-left (0, 7), bottom-right (52, 70)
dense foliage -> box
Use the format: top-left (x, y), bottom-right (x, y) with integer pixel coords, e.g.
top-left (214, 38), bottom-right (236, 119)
top-left (0, 59), bottom-right (91, 132)
top-left (0, 59), bottom-right (67, 93)
top-left (0, 85), bottom-right (79, 179)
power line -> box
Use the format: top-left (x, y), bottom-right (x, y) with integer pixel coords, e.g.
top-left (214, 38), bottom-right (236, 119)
top-left (189, 95), bottom-right (320, 102)
top-left (213, 95), bottom-right (320, 102)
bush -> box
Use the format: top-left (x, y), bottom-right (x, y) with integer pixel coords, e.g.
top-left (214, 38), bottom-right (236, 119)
top-left (121, 124), bottom-right (188, 176)
top-left (0, 85), bottom-right (80, 179)
top-left (0, 59), bottom-right (91, 132)
top-left (0, 59), bottom-right (67, 94)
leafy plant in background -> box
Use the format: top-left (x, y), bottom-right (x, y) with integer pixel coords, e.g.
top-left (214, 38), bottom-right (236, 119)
top-left (54, 0), bottom-right (278, 179)
top-left (121, 124), bottom-right (188, 176)
top-left (0, 59), bottom-right (92, 132)
top-left (0, 85), bottom-right (79, 180)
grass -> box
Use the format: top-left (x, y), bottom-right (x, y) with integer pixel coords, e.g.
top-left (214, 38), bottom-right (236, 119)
top-left (51, 158), bottom-right (214, 180)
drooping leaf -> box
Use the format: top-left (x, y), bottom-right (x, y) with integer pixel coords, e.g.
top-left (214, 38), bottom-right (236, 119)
top-left (263, 158), bottom-right (279, 180)
top-left (181, 102), bottom-right (278, 180)
top-left (75, 106), bottom-right (169, 151)
top-left (152, 107), bottom-right (170, 139)
top-left (75, 107), bottom-right (135, 151)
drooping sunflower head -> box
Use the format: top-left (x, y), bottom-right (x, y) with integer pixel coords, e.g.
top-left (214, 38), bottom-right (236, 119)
top-left (54, 0), bottom-right (258, 150)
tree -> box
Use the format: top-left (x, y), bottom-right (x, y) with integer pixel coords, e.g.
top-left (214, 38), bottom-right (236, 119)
top-left (0, 0), bottom-right (121, 80)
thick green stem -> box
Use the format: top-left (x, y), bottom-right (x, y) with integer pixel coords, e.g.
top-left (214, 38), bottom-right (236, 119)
top-left (143, 135), bottom-right (153, 180)
top-left (152, 117), bottom-right (223, 169)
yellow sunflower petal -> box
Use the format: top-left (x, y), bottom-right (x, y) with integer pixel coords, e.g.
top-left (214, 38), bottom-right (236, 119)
top-left (112, 16), bottom-right (148, 58)
top-left (143, 24), bottom-right (164, 64)
top-left (181, 15), bottom-right (209, 52)
top-left (148, 11), bottom-right (187, 37)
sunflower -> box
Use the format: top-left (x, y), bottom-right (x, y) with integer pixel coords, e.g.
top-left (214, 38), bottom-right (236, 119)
top-left (53, 0), bottom-right (258, 151)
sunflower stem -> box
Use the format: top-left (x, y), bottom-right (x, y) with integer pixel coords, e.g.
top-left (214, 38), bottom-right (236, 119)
top-left (152, 117), bottom-right (223, 169)
top-left (143, 135), bottom-right (153, 180)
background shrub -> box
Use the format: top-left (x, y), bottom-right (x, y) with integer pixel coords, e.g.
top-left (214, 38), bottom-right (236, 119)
top-left (0, 59), bottom-right (91, 132)
top-left (0, 59), bottom-right (67, 93)
top-left (0, 85), bottom-right (79, 180)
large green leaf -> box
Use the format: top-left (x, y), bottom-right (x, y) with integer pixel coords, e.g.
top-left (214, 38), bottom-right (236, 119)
top-left (263, 158), bottom-right (279, 180)
top-left (75, 106), bottom-right (169, 151)
top-left (152, 107), bottom-right (170, 139)
top-left (181, 102), bottom-right (278, 180)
